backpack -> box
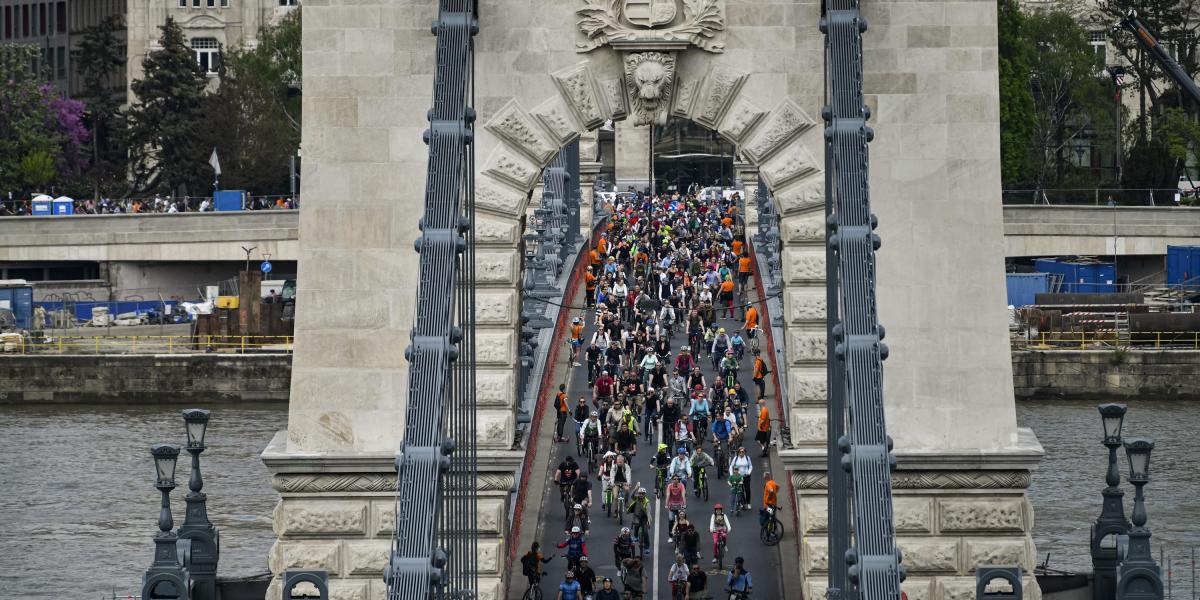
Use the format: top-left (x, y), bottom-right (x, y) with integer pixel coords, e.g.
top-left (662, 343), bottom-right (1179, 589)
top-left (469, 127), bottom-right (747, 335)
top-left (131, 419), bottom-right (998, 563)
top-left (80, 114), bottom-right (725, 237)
top-left (521, 553), bottom-right (538, 576)
top-left (554, 394), bottom-right (564, 412)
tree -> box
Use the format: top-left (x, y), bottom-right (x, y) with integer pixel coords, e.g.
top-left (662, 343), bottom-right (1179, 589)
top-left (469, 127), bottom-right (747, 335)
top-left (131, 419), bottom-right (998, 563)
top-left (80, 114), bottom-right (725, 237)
top-left (126, 17), bottom-right (210, 195)
top-left (0, 45), bottom-right (90, 194)
top-left (73, 15), bottom-right (129, 197)
top-left (202, 10), bottom-right (302, 194)
top-left (998, 0), bottom-right (1036, 186)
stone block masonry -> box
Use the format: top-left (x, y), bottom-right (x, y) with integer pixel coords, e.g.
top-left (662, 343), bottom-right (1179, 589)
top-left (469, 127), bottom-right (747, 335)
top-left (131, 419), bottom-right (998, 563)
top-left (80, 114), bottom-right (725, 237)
top-left (0, 354), bottom-right (290, 404)
top-left (1013, 349), bottom-right (1200, 401)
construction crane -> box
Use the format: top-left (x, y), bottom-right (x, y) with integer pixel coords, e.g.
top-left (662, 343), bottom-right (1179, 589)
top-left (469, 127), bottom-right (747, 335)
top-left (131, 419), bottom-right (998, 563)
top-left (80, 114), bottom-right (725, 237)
top-left (1115, 11), bottom-right (1200, 106)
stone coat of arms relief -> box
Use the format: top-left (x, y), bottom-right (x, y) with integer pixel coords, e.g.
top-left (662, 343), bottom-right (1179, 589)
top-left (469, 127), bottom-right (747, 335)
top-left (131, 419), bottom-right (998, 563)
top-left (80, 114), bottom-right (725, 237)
top-left (575, 0), bottom-right (725, 125)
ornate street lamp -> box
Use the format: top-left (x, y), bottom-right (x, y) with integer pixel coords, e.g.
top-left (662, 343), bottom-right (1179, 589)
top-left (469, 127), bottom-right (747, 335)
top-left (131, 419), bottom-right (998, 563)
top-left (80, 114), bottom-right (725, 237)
top-left (178, 409), bottom-right (220, 600)
top-left (1092, 403), bottom-right (1131, 600)
top-left (1116, 438), bottom-right (1163, 600)
top-left (143, 444), bottom-right (190, 600)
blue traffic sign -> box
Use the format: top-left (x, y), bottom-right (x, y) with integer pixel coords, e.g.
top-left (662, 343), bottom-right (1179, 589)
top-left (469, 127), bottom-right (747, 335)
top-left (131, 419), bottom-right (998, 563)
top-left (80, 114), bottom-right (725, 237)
top-left (260, 261), bottom-right (273, 274)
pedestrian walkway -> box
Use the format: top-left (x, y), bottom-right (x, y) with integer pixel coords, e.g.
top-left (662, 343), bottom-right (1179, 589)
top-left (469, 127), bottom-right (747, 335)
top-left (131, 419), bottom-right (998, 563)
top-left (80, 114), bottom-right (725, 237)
top-left (524, 190), bottom-right (787, 600)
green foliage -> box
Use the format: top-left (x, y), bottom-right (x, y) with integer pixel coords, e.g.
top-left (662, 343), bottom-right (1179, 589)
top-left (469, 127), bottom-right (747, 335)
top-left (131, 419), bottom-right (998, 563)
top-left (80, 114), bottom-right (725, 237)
top-left (126, 17), bottom-right (211, 195)
top-left (0, 45), bottom-right (90, 193)
top-left (998, 0), bottom-right (1036, 185)
top-left (202, 9), bottom-right (302, 194)
top-left (75, 16), bottom-right (127, 172)
top-left (1122, 140), bottom-right (1176, 191)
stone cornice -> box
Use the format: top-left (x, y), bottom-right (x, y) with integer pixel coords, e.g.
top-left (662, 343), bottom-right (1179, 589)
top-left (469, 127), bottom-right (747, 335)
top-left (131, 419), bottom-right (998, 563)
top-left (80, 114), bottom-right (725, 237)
top-left (789, 470), bottom-right (1032, 491)
top-left (261, 431), bottom-right (526, 476)
top-left (780, 427), bottom-right (1045, 473)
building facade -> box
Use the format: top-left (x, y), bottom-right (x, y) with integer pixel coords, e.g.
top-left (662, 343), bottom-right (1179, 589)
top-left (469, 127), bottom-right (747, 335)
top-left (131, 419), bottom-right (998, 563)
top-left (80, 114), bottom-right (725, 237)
top-left (125, 0), bottom-right (296, 98)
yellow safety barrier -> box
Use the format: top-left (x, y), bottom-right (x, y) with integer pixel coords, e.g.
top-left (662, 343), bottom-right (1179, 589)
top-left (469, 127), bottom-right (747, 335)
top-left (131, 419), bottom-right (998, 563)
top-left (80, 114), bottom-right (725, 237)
top-left (3, 335), bottom-right (294, 355)
top-left (1022, 331), bottom-right (1200, 350)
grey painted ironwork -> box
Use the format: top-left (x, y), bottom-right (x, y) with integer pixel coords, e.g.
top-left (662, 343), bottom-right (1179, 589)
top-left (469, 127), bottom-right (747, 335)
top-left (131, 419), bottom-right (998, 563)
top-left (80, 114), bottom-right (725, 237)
top-left (976, 567), bottom-right (1023, 600)
top-left (1092, 404), bottom-right (1132, 600)
top-left (282, 570), bottom-right (329, 600)
top-left (384, 0), bottom-right (478, 597)
top-left (178, 408), bottom-right (219, 600)
top-left (1116, 438), bottom-right (1163, 600)
top-left (143, 443), bottom-right (191, 600)
top-left (822, 1), bottom-right (904, 599)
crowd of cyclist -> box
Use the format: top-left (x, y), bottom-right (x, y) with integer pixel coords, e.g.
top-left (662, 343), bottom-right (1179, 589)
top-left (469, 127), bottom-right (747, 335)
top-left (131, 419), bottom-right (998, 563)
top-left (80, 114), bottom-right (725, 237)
top-left (525, 187), bottom-right (784, 600)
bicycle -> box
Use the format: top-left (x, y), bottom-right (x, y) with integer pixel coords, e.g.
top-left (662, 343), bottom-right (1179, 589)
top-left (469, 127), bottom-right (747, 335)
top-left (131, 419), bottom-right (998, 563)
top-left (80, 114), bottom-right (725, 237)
top-left (603, 482), bottom-right (615, 518)
top-left (670, 579), bottom-right (688, 600)
top-left (746, 326), bottom-right (763, 353)
top-left (615, 484), bottom-right (628, 525)
top-left (583, 437), bottom-right (598, 475)
top-left (522, 571), bottom-right (547, 600)
top-left (695, 466), bottom-right (709, 501)
top-left (714, 529), bottom-right (728, 571)
top-left (726, 589), bottom-right (751, 600)
top-left (560, 483), bottom-right (575, 520)
top-left (654, 466), bottom-right (667, 498)
top-left (759, 504), bottom-right (783, 546)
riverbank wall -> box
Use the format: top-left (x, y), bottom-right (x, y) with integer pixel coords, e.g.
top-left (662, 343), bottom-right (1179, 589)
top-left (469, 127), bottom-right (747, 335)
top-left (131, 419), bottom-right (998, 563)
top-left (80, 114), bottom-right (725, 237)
top-left (4, 349), bottom-right (1196, 403)
top-left (1013, 349), bottom-right (1200, 400)
top-left (0, 354), bottom-right (290, 403)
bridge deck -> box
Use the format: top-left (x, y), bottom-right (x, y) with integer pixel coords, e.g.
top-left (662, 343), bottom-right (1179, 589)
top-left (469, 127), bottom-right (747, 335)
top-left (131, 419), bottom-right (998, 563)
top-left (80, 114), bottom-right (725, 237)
top-left (525, 251), bottom-right (789, 599)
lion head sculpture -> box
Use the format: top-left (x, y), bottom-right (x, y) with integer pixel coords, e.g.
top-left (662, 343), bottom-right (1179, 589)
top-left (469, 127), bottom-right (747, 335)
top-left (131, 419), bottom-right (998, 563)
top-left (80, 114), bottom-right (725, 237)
top-left (624, 52), bottom-right (676, 126)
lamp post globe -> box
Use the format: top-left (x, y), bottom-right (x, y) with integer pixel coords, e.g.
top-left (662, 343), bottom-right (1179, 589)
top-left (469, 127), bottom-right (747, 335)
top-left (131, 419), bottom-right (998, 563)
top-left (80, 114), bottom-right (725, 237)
top-left (178, 409), bottom-right (220, 600)
top-left (1091, 403), bottom-right (1130, 600)
top-left (144, 443), bottom-right (190, 600)
top-left (1116, 437), bottom-right (1163, 600)
top-left (150, 443), bottom-right (181, 532)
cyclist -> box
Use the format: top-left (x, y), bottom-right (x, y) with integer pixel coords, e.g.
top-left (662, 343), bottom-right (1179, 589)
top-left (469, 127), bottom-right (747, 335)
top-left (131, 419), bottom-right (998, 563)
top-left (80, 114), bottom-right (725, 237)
top-left (730, 330), bottom-right (746, 360)
top-left (726, 557), bottom-right (753, 597)
top-left (557, 570), bottom-right (582, 600)
top-left (598, 451), bottom-right (616, 511)
top-left (660, 397), bottom-right (682, 447)
top-left (569, 317), bottom-right (585, 366)
top-left (709, 327), bottom-right (731, 369)
top-left (626, 488), bottom-right (652, 556)
top-left (613, 527), bottom-right (636, 566)
top-left (711, 412), bottom-right (733, 467)
top-left (571, 472), bottom-right (594, 516)
top-left (613, 421), bottom-right (637, 459)
top-left (727, 466), bottom-right (745, 513)
top-left (664, 475), bottom-right (687, 540)
top-left (566, 503), bottom-right (590, 536)
top-left (667, 447), bottom-right (693, 484)
top-left (521, 542), bottom-right (552, 589)
top-left (729, 447), bottom-right (753, 509)
top-left (668, 554), bottom-right (690, 599)
top-left (761, 471), bottom-right (781, 528)
top-left (675, 515), bottom-right (701, 565)
top-left (719, 349), bottom-right (739, 385)
top-left (688, 392), bottom-right (710, 442)
top-left (650, 444), bottom-right (671, 496)
top-left (593, 370), bottom-right (616, 407)
top-left (687, 563), bottom-right (708, 599)
top-left (673, 345), bottom-right (696, 378)
top-left (582, 411), bottom-right (604, 456)
top-left (743, 304), bottom-right (759, 340)
top-left (709, 504), bottom-right (731, 563)
top-left (689, 445), bottom-right (715, 497)
top-left (610, 454), bottom-right (632, 507)
top-left (754, 399), bottom-right (771, 457)
top-left (672, 419), bottom-right (694, 454)
top-left (595, 577), bottom-right (620, 600)
top-left (556, 526), bottom-right (588, 575)
top-left (620, 557), bottom-right (646, 599)
top-left (555, 456), bottom-right (581, 504)
top-left (573, 397), bottom-right (591, 447)
top-left (575, 556), bottom-right (597, 600)
top-left (585, 343), bottom-right (602, 386)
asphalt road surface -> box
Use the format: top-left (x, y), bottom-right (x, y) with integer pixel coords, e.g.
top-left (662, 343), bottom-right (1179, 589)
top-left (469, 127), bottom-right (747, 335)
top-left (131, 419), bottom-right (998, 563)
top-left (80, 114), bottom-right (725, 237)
top-left (533, 287), bottom-right (782, 599)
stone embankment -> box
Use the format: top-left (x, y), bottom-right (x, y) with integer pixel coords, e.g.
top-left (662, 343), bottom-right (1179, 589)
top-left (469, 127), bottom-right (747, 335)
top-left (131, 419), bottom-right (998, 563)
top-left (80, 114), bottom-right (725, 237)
top-left (1012, 349), bottom-right (1200, 401)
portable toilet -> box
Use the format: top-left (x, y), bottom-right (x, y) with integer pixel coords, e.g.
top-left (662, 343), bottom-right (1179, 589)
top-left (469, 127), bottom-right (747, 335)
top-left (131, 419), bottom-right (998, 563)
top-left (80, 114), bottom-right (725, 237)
top-left (0, 280), bottom-right (34, 329)
top-left (1166, 245), bottom-right (1200, 285)
top-left (52, 196), bottom-right (74, 215)
top-left (30, 194), bottom-right (52, 216)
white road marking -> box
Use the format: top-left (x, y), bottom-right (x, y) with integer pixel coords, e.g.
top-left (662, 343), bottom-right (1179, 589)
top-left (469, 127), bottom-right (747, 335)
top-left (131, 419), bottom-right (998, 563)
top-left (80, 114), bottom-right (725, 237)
top-left (653, 418), bottom-right (662, 600)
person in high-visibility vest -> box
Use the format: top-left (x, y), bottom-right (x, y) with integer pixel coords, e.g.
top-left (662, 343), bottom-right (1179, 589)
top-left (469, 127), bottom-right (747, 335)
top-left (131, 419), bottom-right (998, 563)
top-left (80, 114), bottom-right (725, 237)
top-left (752, 350), bottom-right (768, 401)
top-left (755, 399), bottom-right (771, 457)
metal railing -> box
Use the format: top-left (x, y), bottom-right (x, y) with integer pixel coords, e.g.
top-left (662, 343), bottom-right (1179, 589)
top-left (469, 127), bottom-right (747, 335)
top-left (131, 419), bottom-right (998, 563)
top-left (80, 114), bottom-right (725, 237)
top-left (1002, 188), bottom-right (1195, 206)
top-left (0, 195), bottom-right (299, 216)
top-left (2, 335), bottom-right (294, 354)
top-left (1017, 331), bottom-right (1200, 349)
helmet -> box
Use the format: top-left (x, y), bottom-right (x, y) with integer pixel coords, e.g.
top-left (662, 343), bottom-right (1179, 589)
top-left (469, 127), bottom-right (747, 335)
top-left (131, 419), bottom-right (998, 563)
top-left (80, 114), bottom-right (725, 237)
top-left (681, 345), bottom-right (690, 352)
top-left (718, 327), bottom-right (726, 334)
top-left (590, 411), bottom-right (598, 417)
top-left (714, 503), bottom-right (724, 510)
top-left (571, 526), bottom-right (582, 533)
top-left (573, 317), bottom-right (581, 324)
top-left (602, 370), bottom-right (609, 375)
top-left (621, 527), bottom-right (631, 535)
top-left (580, 556), bottom-right (589, 562)
top-left (677, 447), bottom-right (687, 455)
top-left (604, 451), bottom-right (617, 459)
top-left (658, 443), bottom-right (668, 451)
top-left (566, 570), bottom-right (575, 578)
top-left (637, 487), bottom-right (647, 495)
top-left (574, 503), bottom-right (583, 510)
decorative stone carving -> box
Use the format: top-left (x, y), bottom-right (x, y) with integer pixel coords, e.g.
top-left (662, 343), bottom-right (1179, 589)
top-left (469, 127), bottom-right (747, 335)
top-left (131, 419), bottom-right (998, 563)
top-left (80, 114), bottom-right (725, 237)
top-left (718, 96), bottom-right (766, 143)
top-left (475, 291), bottom-right (517, 325)
top-left (345, 540), bottom-right (391, 575)
top-left (965, 539), bottom-right (1033, 571)
top-left (478, 473), bottom-right (516, 492)
top-left (477, 498), bottom-right (506, 535)
top-left (475, 330), bottom-right (516, 365)
top-left (270, 541), bottom-right (341, 575)
top-left (781, 213), bottom-right (825, 244)
top-left (475, 176), bottom-right (528, 219)
top-left (473, 216), bottom-right (520, 246)
top-left (791, 471), bottom-right (1034, 491)
top-left (788, 331), bottom-right (826, 363)
top-left (783, 248), bottom-right (825, 282)
top-left (899, 539), bottom-right (960, 573)
top-left (939, 498), bottom-right (1027, 532)
top-left (482, 145), bottom-right (542, 190)
top-left (760, 142), bottom-right (820, 190)
top-left (624, 52), bottom-right (676, 126)
top-left (475, 251), bottom-right (519, 285)
top-left (276, 500), bottom-right (368, 535)
top-left (272, 474), bottom-right (396, 493)
top-left (672, 78), bottom-right (699, 118)
top-left (575, 0), bottom-right (726, 53)
top-left (894, 497), bottom-right (934, 533)
top-left (774, 179), bottom-right (824, 216)
top-left (788, 409), bottom-right (826, 443)
top-left (476, 410), bottom-right (514, 447)
top-left (532, 95), bottom-right (583, 145)
top-left (475, 369), bottom-right (515, 407)
top-left (551, 63), bottom-right (610, 131)
top-left (601, 77), bottom-right (629, 120)
top-left (742, 99), bottom-right (818, 163)
top-left (484, 100), bottom-right (557, 164)
top-left (693, 64), bottom-right (746, 128)
top-left (802, 537), bottom-right (829, 573)
top-left (789, 371), bottom-right (826, 405)
top-left (786, 290), bottom-right (826, 324)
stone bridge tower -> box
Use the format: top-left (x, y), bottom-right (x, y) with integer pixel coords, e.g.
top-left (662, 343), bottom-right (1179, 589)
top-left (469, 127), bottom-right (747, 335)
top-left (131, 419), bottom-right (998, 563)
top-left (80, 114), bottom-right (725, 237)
top-left (262, 0), bottom-right (1044, 598)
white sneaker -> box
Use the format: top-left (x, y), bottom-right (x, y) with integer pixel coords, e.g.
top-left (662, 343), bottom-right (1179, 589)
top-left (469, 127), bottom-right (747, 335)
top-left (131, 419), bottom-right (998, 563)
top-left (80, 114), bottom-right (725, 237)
top-left (712, 558), bottom-right (718, 564)
top-left (668, 537), bottom-right (673, 544)
top-left (573, 362), bottom-right (582, 367)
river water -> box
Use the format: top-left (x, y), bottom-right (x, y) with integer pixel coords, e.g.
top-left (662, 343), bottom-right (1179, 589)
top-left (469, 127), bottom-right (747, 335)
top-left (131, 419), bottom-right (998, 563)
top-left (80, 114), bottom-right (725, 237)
top-left (0, 400), bottom-right (1195, 599)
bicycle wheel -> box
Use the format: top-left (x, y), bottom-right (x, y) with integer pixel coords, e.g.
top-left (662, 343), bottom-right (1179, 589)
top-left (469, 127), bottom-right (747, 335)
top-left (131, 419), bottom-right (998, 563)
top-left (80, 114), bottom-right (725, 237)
top-left (522, 582), bottom-right (542, 600)
top-left (716, 538), bottom-right (725, 570)
top-left (760, 517), bottom-right (782, 546)
top-left (702, 474), bottom-right (709, 501)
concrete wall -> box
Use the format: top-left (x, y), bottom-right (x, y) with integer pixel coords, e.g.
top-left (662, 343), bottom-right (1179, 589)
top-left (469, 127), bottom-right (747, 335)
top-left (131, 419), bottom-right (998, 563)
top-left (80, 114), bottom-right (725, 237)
top-left (0, 354), bottom-right (290, 404)
top-left (1004, 205), bottom-right (1200, 257)
top-left (0, 212), bottom-right (299, 263)
top-left (1013, 349), bottom-right (1200, 400)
